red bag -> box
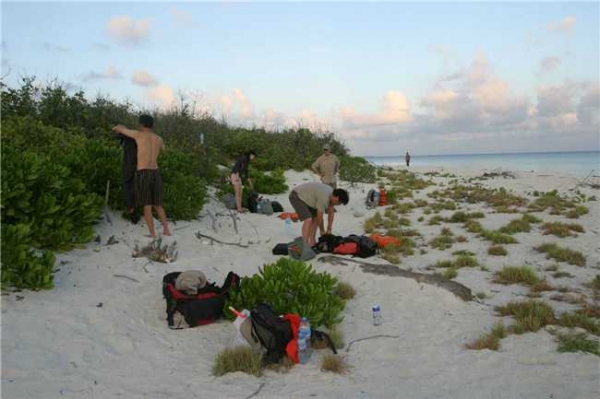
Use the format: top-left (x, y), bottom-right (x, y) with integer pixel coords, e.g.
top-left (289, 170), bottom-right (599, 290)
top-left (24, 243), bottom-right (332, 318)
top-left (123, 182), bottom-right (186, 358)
top-left (369, 233), bottom-right (400, 249)
top-left (333, 242), bottom-right (359, 255)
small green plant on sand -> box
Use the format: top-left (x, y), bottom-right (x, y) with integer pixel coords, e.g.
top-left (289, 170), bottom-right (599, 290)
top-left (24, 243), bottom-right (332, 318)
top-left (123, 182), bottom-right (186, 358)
top-left (464, 220), bottom-right (483, 233)
top-left (499, 218), bottom-right (531, 234)
top-left (566, 205), bottom-right (588, 219)
top-left (336, 282), bottom-right (356, 300)
top-left (534, 243), bottom-right (586, 266)
top-left (480, 230), bottom-right (518, 244)
top-left (213, 347), bottom-right (263, 377)
top-left (493, 266), bottom-right (539, 286)
top-left (556, 312), bottom-right (600, 336)
top-left (464, 322), bottom-right (507, 351)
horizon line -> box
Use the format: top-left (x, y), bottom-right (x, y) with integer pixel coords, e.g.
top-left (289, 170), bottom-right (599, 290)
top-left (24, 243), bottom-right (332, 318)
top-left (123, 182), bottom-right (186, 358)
top-left (363, 149), bottom-right (600, 158)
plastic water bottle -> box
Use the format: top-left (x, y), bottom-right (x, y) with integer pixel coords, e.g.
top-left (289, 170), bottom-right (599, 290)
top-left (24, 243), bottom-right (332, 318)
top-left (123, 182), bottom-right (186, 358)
top-left (232, 308), bottom-right (251, 347)
top-left (285, 215), bottom-right (293, 236)
top-left (298, 317), bottom-right (312, 364)
top-left (372, 305), bottom-right (382, 326)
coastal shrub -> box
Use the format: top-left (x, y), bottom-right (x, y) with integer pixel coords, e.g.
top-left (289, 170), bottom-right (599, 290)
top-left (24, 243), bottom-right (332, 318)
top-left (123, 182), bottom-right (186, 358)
top-left (0, 224), bottom-right (56, 290)
top-left (541, 222), bottom-right (584, 238)
top-left (226, 258), bottom-right (345, 328)
top-left (336, 282), bottom-right (356, 300)
top-left (448, 211), bottom-right (484, 223)
top-left (555, 332), bottom-right (600, 356)
top-left (493, 266), bottom-right (539, 285)
top-left (429, 185), bottom-right (527, 211)
top-left (339, 156), bottom-right (376, 185)
top-left (534, 243), bottom-right (586, 266)
top-left (250, 168), bottom-right (288, 194)
top-left (213, 347), bottom-right (263, 377)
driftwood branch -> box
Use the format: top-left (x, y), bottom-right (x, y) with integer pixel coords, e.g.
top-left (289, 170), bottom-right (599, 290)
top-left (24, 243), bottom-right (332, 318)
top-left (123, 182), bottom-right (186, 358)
top-left (318, 255), bottom-right (473, 301)
top-left (244, 382), bottom-right (265, 399)
top-left (113, 274), bottom-right (139, 283)
top-left (345, 335), bottom-right (400, 352)
top-left (195, 232), bottom-right (248, 248)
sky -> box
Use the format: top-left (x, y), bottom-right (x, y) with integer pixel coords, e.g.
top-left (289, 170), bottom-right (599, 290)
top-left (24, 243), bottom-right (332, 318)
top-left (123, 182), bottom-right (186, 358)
top-left (1, 1), bottom-right (599, 156)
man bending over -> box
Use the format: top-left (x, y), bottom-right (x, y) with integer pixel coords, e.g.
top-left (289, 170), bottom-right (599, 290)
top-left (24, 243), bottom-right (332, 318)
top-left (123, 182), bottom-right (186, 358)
top-left (113, 115), bottom-right (171, 237)
top-left (288, 182), bottom-right (349, 247)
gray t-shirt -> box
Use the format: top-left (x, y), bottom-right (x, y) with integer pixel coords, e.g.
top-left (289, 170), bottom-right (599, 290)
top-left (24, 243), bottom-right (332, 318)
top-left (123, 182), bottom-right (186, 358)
top-left (294, 182), bottom-right (333, 212)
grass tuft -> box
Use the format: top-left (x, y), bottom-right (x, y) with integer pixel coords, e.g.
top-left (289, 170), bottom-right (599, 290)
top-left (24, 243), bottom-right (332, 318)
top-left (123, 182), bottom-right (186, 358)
top-left (464, 220), bottom-right (483, 233)
top-left (321, 354), bottom-right (349, 373)
top-left (488, 245), bottom-right (508, 256)
top-left (336, 282), bottom-right (356, 300)
top-left (566, 205), bottom-right (589, 219)
top-left (534, 243), bottom-right (586, 266)
top-left (556, 312), bottom-right (600, 336)
top-left (464, 322), bottom-right (507, 351)
top-left (493, 266), bottom-right (539, 285)
top-left (556, 332), bottom-right (600, 356)
top-left (541, 222), bottom-right (584, 237)
top-left (480, 230), bottom-right (518, 244)
top-left (499, 218), bottom-right (531, 234)
top-left (495, 300), bottom-right (555, 333)
top-left (213, 347), bottom-right (263, 377)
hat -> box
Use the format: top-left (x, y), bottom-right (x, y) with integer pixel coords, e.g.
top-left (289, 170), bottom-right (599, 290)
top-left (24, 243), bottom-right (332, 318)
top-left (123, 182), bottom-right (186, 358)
top-left (323, 144), bottom-right (331, 151)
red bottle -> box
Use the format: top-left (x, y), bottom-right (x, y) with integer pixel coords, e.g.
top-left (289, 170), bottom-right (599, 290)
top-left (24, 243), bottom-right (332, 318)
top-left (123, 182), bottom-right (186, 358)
top-left (379, 188), bottom-right (387, 206)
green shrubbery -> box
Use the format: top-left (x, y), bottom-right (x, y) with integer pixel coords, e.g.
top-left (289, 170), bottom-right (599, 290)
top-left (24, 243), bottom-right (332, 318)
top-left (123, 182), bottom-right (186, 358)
top-left (226, 258), bottom-right (346, 328)
top-left (339, 156), bottom-right (376, 185)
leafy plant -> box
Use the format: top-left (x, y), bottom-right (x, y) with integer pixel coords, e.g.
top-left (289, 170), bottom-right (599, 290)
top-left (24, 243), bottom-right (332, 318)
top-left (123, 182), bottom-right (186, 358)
top-left (226, 258), bottom-right (346, 328)
top-left (339, 156), bottom-right (376, 185)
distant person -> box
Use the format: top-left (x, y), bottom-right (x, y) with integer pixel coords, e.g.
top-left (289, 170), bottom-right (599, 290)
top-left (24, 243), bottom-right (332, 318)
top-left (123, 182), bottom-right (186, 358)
top-left (113, 131), bottom-right (140, 224)
top-left (113, 115), bottom-right (171, 237)
top-left (230, 150), bottom-right (256, 213)
top-left (311, 143), bottom-right (341, 189)
top-left (405, 151), bottom-right (411, 167)
top-left (288, 182), bottom-right (349, 247)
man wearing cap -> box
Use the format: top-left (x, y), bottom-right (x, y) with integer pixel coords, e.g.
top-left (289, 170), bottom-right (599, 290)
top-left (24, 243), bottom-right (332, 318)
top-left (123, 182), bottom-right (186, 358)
top-left (289, 182), bottom-right (349, 247)
top-left (312, 144), bottom-right (340, 189)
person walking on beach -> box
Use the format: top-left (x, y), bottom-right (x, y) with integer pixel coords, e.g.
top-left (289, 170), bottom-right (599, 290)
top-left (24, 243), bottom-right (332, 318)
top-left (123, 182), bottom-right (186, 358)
top-left (113, 115), bottom-right (171, 237)
top-left (311, 143), bottom-right (340, 189)
top-left (230, 150), bottom-right (256, 213)
top-left (288, 182), bottom-right (349, 247)
top-left (405, 151), bottom-right (411, 167)
top-left (113, 131), bottom-right (139, 224)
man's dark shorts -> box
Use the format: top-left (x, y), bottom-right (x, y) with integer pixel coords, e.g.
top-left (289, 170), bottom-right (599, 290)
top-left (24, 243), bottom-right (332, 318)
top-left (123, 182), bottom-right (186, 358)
top-left (289, 190), bottom-right (317, 221)
top-left (135, 169), bottom-right (163, 206)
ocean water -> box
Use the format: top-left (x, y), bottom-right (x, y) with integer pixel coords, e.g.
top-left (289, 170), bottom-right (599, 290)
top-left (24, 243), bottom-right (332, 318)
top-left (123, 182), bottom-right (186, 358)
top-left (365, 151), bottom-right (600, 177)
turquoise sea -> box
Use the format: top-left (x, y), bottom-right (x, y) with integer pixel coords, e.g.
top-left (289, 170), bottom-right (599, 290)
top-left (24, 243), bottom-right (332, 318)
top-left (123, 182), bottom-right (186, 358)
top-left (365, 151), bottom-right (600, 177)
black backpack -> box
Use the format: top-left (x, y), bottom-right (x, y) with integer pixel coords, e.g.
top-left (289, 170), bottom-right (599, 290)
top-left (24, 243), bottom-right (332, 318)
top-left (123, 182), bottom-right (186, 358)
top-left (340, 234), bottom-right (378, 258)
top-left (271, 201), bottom-right (284, 213)
top-left (246, 192), bottom-right (259, 213)
top-left (162, 271), bottom-right (240, 329)
top-left (314, 234), bottom-right (344, 253)
top-left (250, 303), bottom-right (293, 364)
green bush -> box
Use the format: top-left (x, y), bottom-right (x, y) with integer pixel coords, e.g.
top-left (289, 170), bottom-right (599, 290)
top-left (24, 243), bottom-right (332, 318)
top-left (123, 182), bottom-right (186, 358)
top-left (226, 258), bottom-right (346, 328)
top-left (251, 169), bottom-right (289, 194)
top-left (1, 224), bottom-right (56, 290)
top-left (339, 156), bottom-right (376, 185)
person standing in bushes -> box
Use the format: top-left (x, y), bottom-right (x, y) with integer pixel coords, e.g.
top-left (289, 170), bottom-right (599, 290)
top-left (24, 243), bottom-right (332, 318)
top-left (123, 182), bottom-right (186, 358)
top-left (230, 150), bottom-right (256, 213)
top-left (288, 182), bottom-right (349, 247)
top-left (113, 115), bottom-right (171, 237)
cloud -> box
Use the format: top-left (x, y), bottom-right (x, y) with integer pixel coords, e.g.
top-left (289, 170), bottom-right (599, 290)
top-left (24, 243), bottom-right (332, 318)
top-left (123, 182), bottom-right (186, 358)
top-left (91, 42), bottom-right (110, 51)
top-left (233, 88), bottom-right (254, 119)
top-left (105, 16), bottom-right (151, 46)
top-left (146, 84), bottom-right (176, 108)
top-left (540, 56), bottom-right (561, 73)
top-left (536, 83), bottom-right (577, 117)
top-left (80, 66), bottom-right (122, 82)
top-left (42, 41), bottom-right (70, 53)
top-left (577, 82), bottom-right (600, 126)
top-left (169, 7), bottom-right (198, 27)
top-left (339, 90), bottom-right (413, 130)
top-left (547, 16), bottom-right (576, 34)
top-left (132, 70), bottom-right (158, 87)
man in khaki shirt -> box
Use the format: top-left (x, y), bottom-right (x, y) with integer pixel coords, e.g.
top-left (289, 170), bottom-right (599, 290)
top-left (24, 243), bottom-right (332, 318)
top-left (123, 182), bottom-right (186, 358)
top-left (311, 144), bottom-right (340, 189)
top-left (113, 115), bottom-right (171, 238)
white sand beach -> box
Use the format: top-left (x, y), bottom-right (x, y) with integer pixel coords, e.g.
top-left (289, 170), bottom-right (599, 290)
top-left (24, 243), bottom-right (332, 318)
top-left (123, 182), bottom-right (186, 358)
top-left (2, 168), bottom-right (599, 399)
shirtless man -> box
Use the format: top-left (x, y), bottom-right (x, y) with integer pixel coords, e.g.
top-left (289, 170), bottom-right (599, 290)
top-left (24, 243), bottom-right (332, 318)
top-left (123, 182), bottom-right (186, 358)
top-left (113, 115), bottom-right (171, 237)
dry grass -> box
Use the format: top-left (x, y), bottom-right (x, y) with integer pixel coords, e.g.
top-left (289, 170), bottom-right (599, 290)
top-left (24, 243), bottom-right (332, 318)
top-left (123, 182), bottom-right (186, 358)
top-left (213, 347), bottom-right (263, 377)
top-left (464, 220), bottom-right (483, 233)
top-left (534, 243), bottom-right (586, 266)
top-left (530, 280), bottom-right (555, 293)
top-left (493, 266), bottom-right (539, 285)
top-left (550, 293), bottom-right (584, 304)
top-left (464, 322), bottom-right (507, 351)
top-left (321, 354), bottom-right (349, 373)
top-left (488, 245), bottom-right (508, 256)
top-left (336, 282), bottom-right (356, 300)
top-left (480, 230), bottom-right (518, 244)
top-left (499, 218), bottom-right (531, 234)
top-left (453, 254), bottom-right (479, 268)
top-left (566, 205), bottom-right (589, 219)
top-left (541, 222), bottom-right (585, 237)
top-left (456, 235), bottom-right (468, 242)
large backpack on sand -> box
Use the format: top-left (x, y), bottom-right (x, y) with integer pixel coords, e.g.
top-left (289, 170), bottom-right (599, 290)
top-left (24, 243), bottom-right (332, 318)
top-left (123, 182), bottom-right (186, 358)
top-left (333, 234), bottom-right (378, 258)
top-left (250, 303), bottom-right (294, 364)
top-left (162, 271), bottom-right (240, 329)
top-left (366, 189), bottom-right (380, 209)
